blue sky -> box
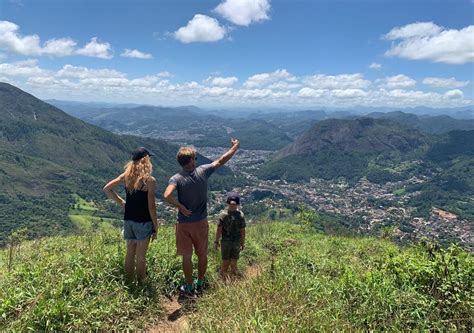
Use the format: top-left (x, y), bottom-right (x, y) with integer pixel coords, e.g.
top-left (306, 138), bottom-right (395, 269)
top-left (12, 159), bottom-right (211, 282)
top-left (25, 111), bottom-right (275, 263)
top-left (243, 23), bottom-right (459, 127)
top-left (0, 0), bottom-right (473, 108)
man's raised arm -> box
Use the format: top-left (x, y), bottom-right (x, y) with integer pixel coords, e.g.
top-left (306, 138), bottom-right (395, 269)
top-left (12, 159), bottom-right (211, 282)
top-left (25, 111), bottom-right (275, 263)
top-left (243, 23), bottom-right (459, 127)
top-left (211, 138), bottom-right (240, 170)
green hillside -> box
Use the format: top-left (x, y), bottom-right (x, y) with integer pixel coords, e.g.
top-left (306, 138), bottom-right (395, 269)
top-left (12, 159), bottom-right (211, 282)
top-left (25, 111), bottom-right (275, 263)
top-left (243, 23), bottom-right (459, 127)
top-left (259, 118), bottom-right (431, 182)
top-left (0, 83), bottom-right (236, 245)
top-left (408, 130), bottom-right (474, 220)
top-left (57, 104), bottom-right (293, 150)
top-left (1, 221), bottom-right (472, 331)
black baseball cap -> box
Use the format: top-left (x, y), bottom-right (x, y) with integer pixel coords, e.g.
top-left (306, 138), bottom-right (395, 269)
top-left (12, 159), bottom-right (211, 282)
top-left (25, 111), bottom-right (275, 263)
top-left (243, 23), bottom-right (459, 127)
top-left (132, 147), bottom-right (153, 161)
top-left (226, 192), bottom-right (240, 205)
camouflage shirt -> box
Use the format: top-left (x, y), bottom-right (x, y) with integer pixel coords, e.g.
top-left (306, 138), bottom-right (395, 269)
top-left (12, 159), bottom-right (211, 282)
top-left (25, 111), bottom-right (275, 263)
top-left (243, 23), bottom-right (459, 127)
top-left (218, 210), bottom-right (246, 241)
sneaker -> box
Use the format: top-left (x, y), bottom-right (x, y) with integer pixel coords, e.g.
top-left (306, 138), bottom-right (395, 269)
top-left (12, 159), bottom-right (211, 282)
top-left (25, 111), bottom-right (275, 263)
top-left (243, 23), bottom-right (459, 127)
top-left (179, 285), bottom-right (197, 300)
top-left (194, 279), bottom-right (208, 296)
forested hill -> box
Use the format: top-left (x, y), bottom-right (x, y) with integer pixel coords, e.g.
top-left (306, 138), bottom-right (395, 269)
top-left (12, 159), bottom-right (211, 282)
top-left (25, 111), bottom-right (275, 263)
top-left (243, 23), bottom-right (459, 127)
top-left (0, 83), bottom-right (232, 244)
top-left (259, 118), bottom-right (431, 182)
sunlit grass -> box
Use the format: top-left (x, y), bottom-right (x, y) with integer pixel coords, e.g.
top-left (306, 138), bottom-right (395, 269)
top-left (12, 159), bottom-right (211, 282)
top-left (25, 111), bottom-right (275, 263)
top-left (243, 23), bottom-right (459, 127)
top-left (1, 222), bottom-right (472, 331)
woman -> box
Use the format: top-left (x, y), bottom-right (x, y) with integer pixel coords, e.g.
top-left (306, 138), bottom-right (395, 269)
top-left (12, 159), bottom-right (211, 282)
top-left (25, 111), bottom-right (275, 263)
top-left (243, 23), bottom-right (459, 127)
top-left (103, 147), bottom-right (158, 282)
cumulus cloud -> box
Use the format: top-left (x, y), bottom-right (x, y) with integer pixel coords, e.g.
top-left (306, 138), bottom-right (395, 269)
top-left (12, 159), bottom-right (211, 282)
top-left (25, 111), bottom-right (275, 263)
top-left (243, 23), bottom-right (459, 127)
top-left (42, 38), bottom-right (77, 57)
top-left (174, 14), bottom-right (227, 43)
top-left (422, 77), bottom-right (470, 88)
top-left (385, 22), bottom-right (443, 40)
top-left (121, 49), bottom-right (153, 59)
top-left (244, 69), bottom-right (296, 88)
top-left (214, 0), bottom-right (271, 26)
top-left (302, 73), bottom-right (371, 90)
top-left (1, 59), bottom-right (471, 108)
top-left (0, 21), bottom-right (114, 59)
top-left (57, 64), bottom-right (126, 79)
top-left (0, 59), bottom-right (48, 77)
top-left (384, 22), bottom-right (474, 64)
top-left (445, 89), bottom-right (464, 99)
top-left (377, 74), bottom-right (416, 89)
top-left (298, 87), bottom-right (326, 98)
top-left (0, 21), bottom-right (42, 55)
top-left (205, 76), bottom-right (238, 87)
top-left (76, 37), bottom-right (113, 59)
top-left (368, 62), bottom-right (382, 69)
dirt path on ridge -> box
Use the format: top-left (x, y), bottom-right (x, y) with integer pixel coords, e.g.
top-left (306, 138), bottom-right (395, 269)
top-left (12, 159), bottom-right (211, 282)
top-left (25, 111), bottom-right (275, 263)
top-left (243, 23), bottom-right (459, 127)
top-left (148, 265), bottom-right (262, 333)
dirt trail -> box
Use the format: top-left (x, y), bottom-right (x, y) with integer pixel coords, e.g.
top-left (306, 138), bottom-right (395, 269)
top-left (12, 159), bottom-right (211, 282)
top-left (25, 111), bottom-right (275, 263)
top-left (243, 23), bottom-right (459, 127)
top-left (149, 296), bottom-right (189, 333)
top-left (148, 265), bottom-right (262, 333)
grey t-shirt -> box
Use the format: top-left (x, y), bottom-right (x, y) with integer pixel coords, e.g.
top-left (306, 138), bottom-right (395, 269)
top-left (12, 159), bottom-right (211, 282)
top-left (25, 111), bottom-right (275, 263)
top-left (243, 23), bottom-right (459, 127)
top-left (169, 163), bottom-right (216, 223)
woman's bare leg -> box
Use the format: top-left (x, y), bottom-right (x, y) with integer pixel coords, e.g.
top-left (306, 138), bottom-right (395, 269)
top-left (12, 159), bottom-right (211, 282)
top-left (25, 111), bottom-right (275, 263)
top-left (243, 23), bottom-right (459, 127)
top-left (135, 237), bottom-right (150, 282)
top-left (125, 240), bottom-right (137, 281)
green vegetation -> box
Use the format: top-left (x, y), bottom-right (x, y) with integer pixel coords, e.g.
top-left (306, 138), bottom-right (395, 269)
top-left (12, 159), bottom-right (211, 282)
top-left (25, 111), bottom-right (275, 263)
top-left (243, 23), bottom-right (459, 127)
top-left (0, 83), bottom-right (237, 245)
top-left (192, 119), bottom-right (293, 150)
top-left (409, 131), bottom-right (474, 220)
top-left (1, 219), bottom-right (472, 331)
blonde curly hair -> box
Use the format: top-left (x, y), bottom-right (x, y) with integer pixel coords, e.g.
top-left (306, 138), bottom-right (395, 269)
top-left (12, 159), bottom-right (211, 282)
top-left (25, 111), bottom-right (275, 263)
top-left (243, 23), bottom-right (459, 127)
top-left (124, 155), bottom-right (153, 192)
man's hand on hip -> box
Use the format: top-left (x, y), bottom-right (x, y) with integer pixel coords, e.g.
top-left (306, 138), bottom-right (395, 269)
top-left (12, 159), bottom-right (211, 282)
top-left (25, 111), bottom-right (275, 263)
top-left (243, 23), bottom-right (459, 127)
top-left (178, 204), bottom-right (192, 217)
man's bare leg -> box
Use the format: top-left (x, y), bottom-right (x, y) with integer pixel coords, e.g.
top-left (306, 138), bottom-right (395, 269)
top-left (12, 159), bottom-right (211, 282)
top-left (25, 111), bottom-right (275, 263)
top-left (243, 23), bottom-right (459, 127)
top-left (197, 255), bottom-right (207, 280)
top-left (182, 254), bottom-right (193, 285)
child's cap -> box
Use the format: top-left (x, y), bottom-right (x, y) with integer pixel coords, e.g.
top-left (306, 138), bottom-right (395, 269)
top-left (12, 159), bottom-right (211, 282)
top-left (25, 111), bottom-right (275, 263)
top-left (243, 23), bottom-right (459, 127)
top-left (226, 192), bottom-right (240, 205)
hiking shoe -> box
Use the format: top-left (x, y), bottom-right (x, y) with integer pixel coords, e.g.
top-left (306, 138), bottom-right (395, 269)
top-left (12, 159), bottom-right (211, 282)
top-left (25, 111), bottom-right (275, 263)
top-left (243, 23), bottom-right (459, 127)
top-left (178, 285), bottom-right (197, 300)
top-left (193, 279), bottom-right (208, 296)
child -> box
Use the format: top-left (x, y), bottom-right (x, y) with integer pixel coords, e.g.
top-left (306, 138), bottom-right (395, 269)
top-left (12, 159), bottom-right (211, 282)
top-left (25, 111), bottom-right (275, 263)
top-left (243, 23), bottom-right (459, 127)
top-left (214, 192), bottom-right (246, 278)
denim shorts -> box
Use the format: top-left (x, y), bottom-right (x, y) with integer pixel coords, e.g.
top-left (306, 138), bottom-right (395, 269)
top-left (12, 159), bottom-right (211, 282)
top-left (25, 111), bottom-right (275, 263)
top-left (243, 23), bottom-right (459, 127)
top-left (123, 220), bottom-right (154, 240)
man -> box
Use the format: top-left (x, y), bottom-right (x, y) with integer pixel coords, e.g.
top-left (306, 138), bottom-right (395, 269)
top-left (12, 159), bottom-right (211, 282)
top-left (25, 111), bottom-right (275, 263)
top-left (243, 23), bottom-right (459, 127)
top-left (163, 138), bottom-right (240, 298)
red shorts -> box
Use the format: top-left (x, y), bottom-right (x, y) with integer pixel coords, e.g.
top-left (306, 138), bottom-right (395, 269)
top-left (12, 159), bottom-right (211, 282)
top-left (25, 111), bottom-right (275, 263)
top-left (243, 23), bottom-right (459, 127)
top-left (175, 219), bottom-right (209, 257)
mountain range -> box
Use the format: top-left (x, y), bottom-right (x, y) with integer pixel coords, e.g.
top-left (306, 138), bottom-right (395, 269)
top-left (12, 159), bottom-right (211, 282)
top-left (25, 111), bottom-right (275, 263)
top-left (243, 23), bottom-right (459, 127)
top-left (0, 83), bottom-right (233, 244)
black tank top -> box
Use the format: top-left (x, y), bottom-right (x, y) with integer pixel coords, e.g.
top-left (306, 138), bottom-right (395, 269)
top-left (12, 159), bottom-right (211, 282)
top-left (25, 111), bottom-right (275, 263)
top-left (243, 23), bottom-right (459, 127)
top-left (123, 182), bottom-right (152, 222)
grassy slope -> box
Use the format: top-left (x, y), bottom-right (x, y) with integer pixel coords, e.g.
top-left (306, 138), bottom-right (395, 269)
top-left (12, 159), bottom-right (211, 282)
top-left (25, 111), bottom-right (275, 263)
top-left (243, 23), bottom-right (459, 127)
top-left (1, 222), bottom-right (472, 331)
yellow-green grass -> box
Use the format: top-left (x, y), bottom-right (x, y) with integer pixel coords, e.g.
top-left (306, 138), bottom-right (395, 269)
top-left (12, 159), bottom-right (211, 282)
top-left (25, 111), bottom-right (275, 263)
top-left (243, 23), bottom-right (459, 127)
top-left (1, 222), bottom-right (472, 331)
top-left (69, 214), bottom-right (117, 232)
top-left (71, 194), bottom-right (98, 211)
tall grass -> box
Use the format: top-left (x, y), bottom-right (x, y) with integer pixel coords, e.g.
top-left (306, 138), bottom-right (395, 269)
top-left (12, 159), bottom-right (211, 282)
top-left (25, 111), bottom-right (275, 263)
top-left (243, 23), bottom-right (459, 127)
top-left (1, 222), bottom-right (472, 331)
top-left (190, 223), bottom-right (473, 331)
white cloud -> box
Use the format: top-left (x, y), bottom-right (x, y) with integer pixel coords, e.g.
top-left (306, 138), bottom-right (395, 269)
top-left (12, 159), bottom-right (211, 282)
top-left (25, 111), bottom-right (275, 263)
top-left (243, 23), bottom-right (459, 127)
top-left (174, 14), bottom-right (227, 43)
top-left (57, 64), bottom-right (126, 79)
top-left (384, 22), bottom-right (442, 40)
top-left (368, 62), bottom-right (382, 69)
top-left (445, 89), bottom-right (464, 99)
top-left (0, 21), bottom-right (41, 55)
top-left (298, 87), bottom-right (326, 98)
top-left (0, 21), bottom-right (114, 59)
top-left (422, 77), bottom-right (470, 88)
top-left (384, 22), bottom-right (474, 64)
top-left (121, 49), bottom-right (153, 59)
top-left (377, 74), bottom-right (416, 89)
top-left (156, 71), bottom-right (172, 78)
top-left (76, 37), bottom-right (113, 59)
top-left (205, 76), bottom-right (238, 87)
top-left (303, 73), bottom-right (371, 90)
top-left (215, 0), bottom-right (270, 26)
top-left (0, 59), bottom-right (48, 77)
top-left (1, 59), bottom-right (470, 108)
top-left (42, 38), bottom-right (77, 57)
top-left (244, 69), bottom-right (296, 88)
top-left (332, 89), bottom-right (368, 98)
top-left (267, 81), bottom-right (301, 90)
